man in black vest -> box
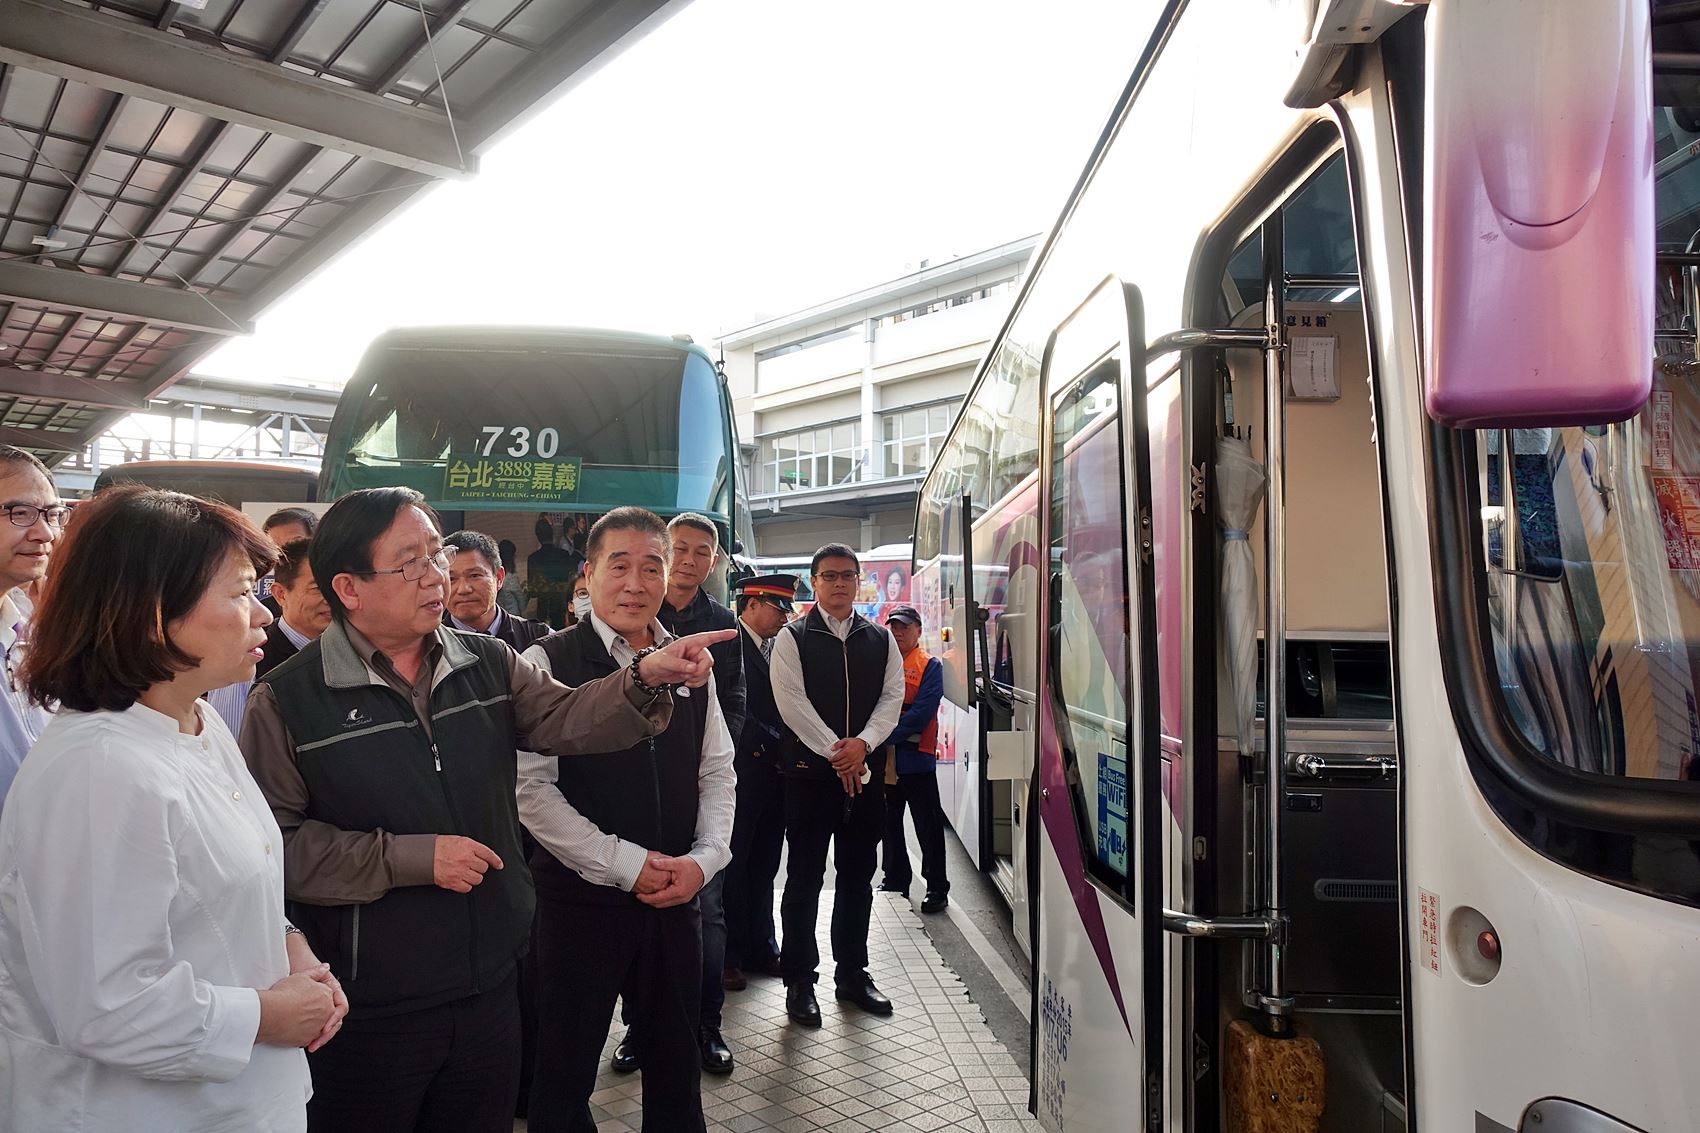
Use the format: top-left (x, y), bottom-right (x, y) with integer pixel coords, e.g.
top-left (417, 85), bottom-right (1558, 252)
top-left (771, 543), bottom-right (906, 1025)
top-left (444, 529), bottom-right (550, 652)
top-left (240, 488), bottom-right (731, 1133)
top-left (722, 574), bottom-right (797, 988)
top-left (516, 507), bottom-right (735, 1133)
top-left (606, 511), bottom-right (746, 1076)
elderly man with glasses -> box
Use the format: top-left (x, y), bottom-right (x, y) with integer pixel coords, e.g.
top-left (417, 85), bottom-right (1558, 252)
top-left (239, 487), bottom-right (733, 1133)
top-left (0, 445), bottom-right (64, 816)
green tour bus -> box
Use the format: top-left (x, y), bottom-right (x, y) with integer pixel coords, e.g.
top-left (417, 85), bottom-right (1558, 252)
top-left (319, 327), bottom-right (753, 619)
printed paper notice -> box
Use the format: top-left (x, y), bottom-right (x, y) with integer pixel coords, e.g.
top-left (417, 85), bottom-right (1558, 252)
top-left (1653, 476), bottom-right (1700, 570)
top-left (1418, 888), bottom-right (1441, 976)
top-left (1654, 390), bottom-right (1674, 471)
top-left (1288, 336), bottom-right (1338, 400)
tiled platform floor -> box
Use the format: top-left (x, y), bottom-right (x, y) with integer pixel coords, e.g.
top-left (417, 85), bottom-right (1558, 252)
top-left (578, 891), bottom-right (1041, 1133)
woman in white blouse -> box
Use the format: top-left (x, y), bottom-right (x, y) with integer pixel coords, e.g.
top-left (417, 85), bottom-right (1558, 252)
top-left (0, 486), bottom-right (347, 1132)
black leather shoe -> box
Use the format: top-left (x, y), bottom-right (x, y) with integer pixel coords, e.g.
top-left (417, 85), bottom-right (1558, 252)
top-left (610, 1028), bottom-right (641, 1073)
top-left (699, 1026), bottom-right (735, 1074)
top-left (722, 966), bottom-right (748, 991)
top-left (786, 983), bottom-right (822, 1027)
top-left (878, 879), bottom-right (909, 896)
top-left (834, 976), bottom-right (894, 1017)
top-left (921, 892), bottom-right (949, 914)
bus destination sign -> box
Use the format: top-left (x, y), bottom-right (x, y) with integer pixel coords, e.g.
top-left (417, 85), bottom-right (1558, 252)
top-left (442, 453), bottom-right (583, 505)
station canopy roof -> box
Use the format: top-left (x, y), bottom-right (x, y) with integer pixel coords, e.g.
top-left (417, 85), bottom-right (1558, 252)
top-left (0, 0), bottom-right (686, 463)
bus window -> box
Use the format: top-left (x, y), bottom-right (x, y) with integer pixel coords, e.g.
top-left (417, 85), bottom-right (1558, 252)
top-left (1046, 358), bottom-right (1134, 883)
top-left (329, 337), bottom-right (732, 522)
top-left (1474, 102), bottom-right (1700, 785)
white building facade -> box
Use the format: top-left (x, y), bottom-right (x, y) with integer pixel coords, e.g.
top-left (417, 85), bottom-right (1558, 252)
top-left (720, 236), bottom-right (1036, 557)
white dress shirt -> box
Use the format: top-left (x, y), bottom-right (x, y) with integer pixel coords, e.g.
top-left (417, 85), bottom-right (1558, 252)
top-left (515, 612), bottom-right (737, 892)
top-left (0, 701), bottom-right (310, 1132)
top-left (205, 618), bottom-right (313, 738)
top-left (769, 607), bottom-right (905, 758)
top-left (0, 588), bottom-right (50, 815)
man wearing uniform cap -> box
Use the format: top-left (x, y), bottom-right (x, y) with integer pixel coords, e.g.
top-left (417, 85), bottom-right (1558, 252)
top-left (722, 574), bottom-right (798, 989)
top-left (877, 604), bottom-right (949, 912)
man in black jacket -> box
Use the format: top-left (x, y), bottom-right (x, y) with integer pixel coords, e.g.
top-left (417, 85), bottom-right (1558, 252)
top-left (258, 537), bottom-right (330, 677)
top-left (771, 544), bottom-right (906, 1025)
top-left (240, 488), bottom-right (730, 1133)
top-left (443, 529), bottom-right (550, 652)
top-left (516, 507), bottom-right (736, 1133)
top-left (722, 574), bottom-right (797, 987)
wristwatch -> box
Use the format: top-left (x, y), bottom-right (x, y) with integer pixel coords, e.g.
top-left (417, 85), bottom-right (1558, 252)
top-left (629, 644), bottom-right (675, 697)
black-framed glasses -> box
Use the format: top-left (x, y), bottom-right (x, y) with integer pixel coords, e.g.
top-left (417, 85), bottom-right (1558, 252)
top-left (359, 545), bottom-right (457, 582)
top-left (6, 504), bottom-right (70, 529)
top-left (814, 570), bottom-right (858, 584)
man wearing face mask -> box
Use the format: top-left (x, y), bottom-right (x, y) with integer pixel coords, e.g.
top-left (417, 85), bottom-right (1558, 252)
top-left (568, 565), bottom-right (591, 624)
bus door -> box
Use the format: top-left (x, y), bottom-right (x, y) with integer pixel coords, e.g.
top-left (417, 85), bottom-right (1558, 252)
top-left (1033, 278), bottom-right (1163, 1131)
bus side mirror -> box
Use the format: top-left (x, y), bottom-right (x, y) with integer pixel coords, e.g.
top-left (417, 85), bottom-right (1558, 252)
top-left (1423, 0), bottom-right (1652, 427)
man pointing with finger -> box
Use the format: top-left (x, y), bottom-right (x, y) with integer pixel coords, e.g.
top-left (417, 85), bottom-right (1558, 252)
top-left (516, 507), bottom-right (735, 1133)
top-left (240, 489), bottom-right (732, 1133)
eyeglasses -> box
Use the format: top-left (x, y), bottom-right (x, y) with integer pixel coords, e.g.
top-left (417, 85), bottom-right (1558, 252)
top-left (814, 570), bottom-right (858, 584)
top-left (360, 545), bottom-right (457, 582)
top-left (6, 504), bottom-right (70, 529)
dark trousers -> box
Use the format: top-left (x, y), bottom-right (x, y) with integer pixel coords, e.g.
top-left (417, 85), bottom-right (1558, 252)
top-left (699, 871), bottom-right (727, 1028)
top-left (305, 971), bottom-right (520, 1133)
top-left (530, 895), bottom-right (705, 1133)
top-left (780, 774), bottom-right (885, 987)
top-left (616, 872), bottom-right (726, 1033)
top-left (724, 759), bottom-right (786, 970)
top-left (881, 769), bottom-right (950, 896)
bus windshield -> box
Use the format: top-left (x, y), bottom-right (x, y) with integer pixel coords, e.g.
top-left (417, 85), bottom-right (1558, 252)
top-left (327, 337), bottom-right (732, 523)
top-left (1476, 93), bottom-right (1700, 783)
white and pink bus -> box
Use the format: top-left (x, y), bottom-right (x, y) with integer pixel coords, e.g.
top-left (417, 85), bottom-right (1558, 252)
top-left (914, 2), bottom-right (1690, 1130)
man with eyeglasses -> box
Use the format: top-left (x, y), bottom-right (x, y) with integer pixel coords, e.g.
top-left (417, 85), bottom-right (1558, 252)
top-left (771, 543), bottom-right (905, 1026)
top-left (239, 488), bottom-right (733, 1133)
top-left (442, 529), bottom-right (550, 652)
top-left (0, 445), bottom-right (62, 815)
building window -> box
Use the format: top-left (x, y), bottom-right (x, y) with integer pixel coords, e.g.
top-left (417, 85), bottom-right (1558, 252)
top-left (758, 419), bottom-right (863, 492)
top-left (882, 401), bottom-right (956, 478)
top-left (876, 277), bottom-right (1019, 328)
top-left (753, 324), bottom-right (859, 363)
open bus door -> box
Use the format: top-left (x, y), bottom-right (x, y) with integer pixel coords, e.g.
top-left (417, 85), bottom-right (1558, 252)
top-left (1031, 278), bottom-right (1164, 1131)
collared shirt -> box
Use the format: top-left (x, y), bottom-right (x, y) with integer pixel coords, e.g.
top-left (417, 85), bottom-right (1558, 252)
top-left (516, 611), bottom-right (737, 892)
top-left (240, 619), bottom-right (670, 906)
top-left (205, 619), bottom-right (314, 738)
top-left (769, 607), bottom-right (904, 758)
top-left (0, 588), bottom-right (50, 815)
top-left (449, 606), bottom-right (504, 637)
top-left (741, 618), bottom-right (768, 656)
top-left (0, 701), bottom-right (310, 1131)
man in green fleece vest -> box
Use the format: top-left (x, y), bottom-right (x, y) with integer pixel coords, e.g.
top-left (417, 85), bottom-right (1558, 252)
top-left (240, 487), bottom-right (733, 1133)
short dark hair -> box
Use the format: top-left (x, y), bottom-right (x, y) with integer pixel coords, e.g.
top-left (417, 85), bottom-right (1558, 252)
top-left (0, 445), bottom-right (52, 484)
top-left (273, 536), bottom-right (312, 589)
top-left (445, 529), bottom-right (500, 572)
top-left (667, 512), bottom-right (719, 545)
top-left (534, 516), bottom-right (554, 545)
top-left (263, 506), bottom-right (317, 536)
top-left (497, 538), bottom-right (518, 573)
top-left (736, 594), bottom-right (783, 614)
top-left (811, 542), bottom-right (860, 575)
top-left (587, 506), bottom-right (668, 562)
top-left (22, 485), bottom-right (276, 712)
top-left (311, 487), bottom-right (432, 621)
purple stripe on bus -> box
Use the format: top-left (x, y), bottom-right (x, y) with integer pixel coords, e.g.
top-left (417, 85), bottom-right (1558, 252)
top-left (1039, 697), bottom-right (1130, 1034)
